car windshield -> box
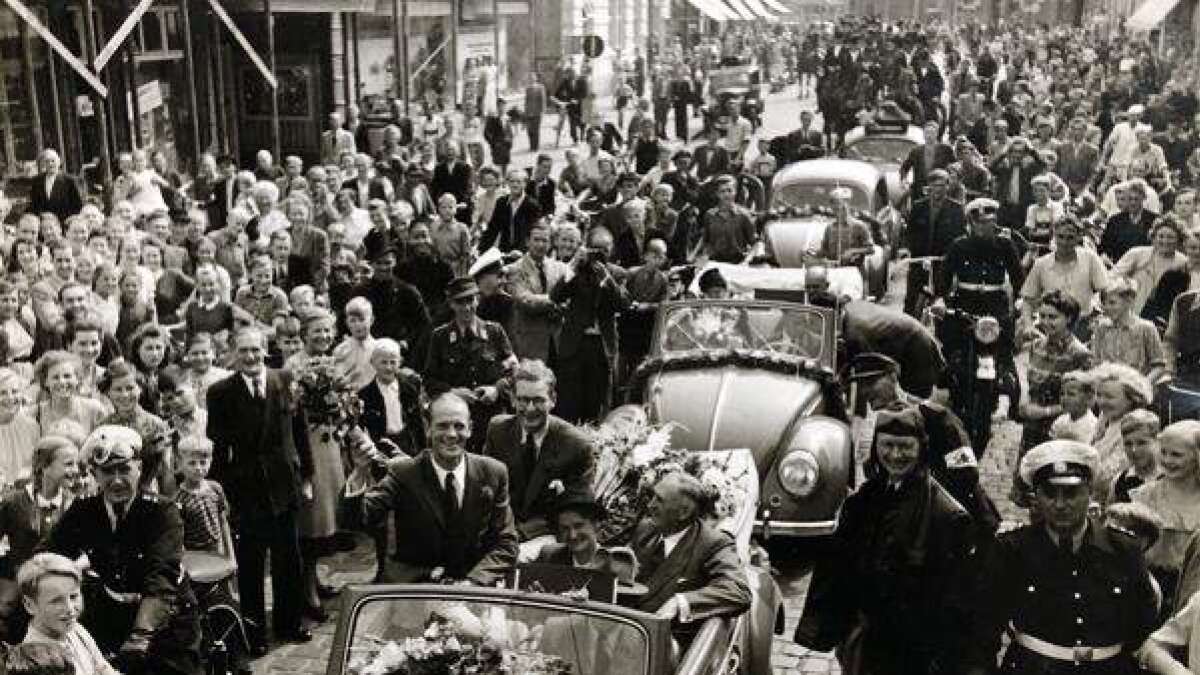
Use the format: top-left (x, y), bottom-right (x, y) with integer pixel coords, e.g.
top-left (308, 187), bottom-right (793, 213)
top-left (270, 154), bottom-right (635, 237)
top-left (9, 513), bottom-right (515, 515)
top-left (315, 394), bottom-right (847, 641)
top-left (772, 182), bottom-right (870, 212)
top-left (658, 303), bottom-right (827, 360)
top-left (344, 595), bottom-right (650, 675)
top-left (843, 137), bottom-right (916, 164)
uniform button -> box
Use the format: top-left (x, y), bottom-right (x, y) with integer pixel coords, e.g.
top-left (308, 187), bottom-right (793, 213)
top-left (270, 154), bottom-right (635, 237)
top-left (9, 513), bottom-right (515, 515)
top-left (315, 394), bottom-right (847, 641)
top-left (1074, 593), bottom-right (1081, 600)
top-left (1027, 585), bottom-right (1036, 592)
top-left (1072, 570), bottom-right (1078, 576)
top-left (1076, 617), bottom-right (1083, 625)
top-left (1075, 640), bottom-right (1083, 645)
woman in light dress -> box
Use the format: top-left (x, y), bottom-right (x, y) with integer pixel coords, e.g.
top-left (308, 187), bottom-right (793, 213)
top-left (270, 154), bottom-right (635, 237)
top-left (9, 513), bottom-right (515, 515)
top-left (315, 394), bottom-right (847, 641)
top-left (1091, 361), bottom-right (1155, 505)
top-left (285, 310), bottom-right (346, 620)
top-left (1132, 420), bottom-right (1200, 615)
top-left (1115, 219), bottom-right (1188, 315)
top-left (125, 150), bottom-right (170, 218)
top-left (0, 368), bottom-right (39, 487)
top-left (32, 351), bottom-right (106, 439)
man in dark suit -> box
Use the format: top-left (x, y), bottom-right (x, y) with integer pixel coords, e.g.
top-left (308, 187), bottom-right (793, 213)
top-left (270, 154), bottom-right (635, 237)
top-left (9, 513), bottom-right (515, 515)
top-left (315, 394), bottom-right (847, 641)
top-left (431, 143), bottom-right (474, 217)
top-left (29, 149), bottom-right (82, 224)
top-left (795, 110), bottom-right (825, 155)
top-left (630, 472), bottom-right (751, 632)
top-left (479, 169), bottom-right (542, 252)
top-left (899, 119), bottom-right (956, 202)
top-left (551, 227), bottom-right (630, 423)
top-left (482, 359), bottom-right (595, 541)
top-left (208, 155), bottom-right (239, 232)
top-left (207, 327), bottom-right (313, 650)
top-left (693, 127), bottom-right (731, 181)
top-left (1099, 181), bottom-right (1155, 263)
top-left (363, 393), bottom-right (519, 584)
top-left (988, 137), bottom-right (1046, 230)
top-left (527, 154), bottom-right (557, 216)
top-left (524, 72), bottom-right (547, 152)
top-left (43, 425), bottom-right (203, 675)
top-left (341, 153), bottom-right (391, 207)
top-left (902, 169), bottom-right (965, 316)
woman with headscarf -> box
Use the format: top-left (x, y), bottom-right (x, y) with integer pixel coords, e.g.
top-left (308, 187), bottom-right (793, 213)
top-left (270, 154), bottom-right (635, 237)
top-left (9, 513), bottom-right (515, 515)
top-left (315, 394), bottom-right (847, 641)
top-left (795, 406), bottom-right (974, 675)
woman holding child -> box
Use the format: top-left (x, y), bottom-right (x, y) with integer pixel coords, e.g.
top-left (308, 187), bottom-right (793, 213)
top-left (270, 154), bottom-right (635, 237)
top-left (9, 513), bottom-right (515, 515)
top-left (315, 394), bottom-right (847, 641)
top-left (1091, 361), bottom-right (1156, 503)
top-left (1019, 290), bottom-right (1093, 453)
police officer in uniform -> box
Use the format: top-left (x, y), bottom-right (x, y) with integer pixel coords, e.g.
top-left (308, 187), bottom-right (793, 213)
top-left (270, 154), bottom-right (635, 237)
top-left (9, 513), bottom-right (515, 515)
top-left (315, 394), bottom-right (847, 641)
top-left (936, 197), bottom-right (1023, 443)
top-left (424, 277), bottom-right (518, 451)
top-left (43, 425), bottom-right (202, 675)
top-left (846, 353), bottom-right (1000, 545)
top-left (966, 440), bottom-right (1158, 675)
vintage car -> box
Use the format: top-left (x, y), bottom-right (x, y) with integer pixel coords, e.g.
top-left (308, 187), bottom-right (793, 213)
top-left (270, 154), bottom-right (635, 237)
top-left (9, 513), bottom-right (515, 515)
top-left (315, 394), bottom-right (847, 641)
top-left (840, 117), bottom-right (925, 205)
top-left (327, 448), bottom-right (785, 675)
top-left (760, 158), bottom-right (903, 298)
top-left (636, 296), bottom-right (853, 538)
top-left (702, 63), bottom-right (763, 134)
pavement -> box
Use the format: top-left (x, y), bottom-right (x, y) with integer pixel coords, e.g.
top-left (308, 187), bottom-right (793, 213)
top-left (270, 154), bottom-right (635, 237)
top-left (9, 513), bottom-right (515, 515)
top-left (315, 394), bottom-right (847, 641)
top-left (251, 84), bottom-right (1030, 674)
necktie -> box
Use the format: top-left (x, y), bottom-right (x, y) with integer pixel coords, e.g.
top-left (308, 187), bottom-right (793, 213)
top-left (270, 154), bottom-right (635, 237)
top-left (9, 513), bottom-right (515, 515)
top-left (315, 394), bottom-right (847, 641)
top-left (253, 378), bottom-right (264, 400)
top-left (1060, 536), bottom-right (1074, 559)
top-left (536, 262), bottom-right (548, 293)
top-left (523, 434), bottom-right (539, 474)
top-left (443, 472), bottom-right (460, 518)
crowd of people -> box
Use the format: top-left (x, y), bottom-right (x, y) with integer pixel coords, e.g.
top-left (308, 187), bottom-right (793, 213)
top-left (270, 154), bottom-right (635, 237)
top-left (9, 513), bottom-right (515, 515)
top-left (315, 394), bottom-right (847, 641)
top-left (0, 8), bottom-right (1196, 675)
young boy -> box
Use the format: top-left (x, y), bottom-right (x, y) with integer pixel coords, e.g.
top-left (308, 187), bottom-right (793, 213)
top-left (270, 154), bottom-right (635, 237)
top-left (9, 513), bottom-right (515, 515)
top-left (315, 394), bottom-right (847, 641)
top-left (334, 296), bottom-right (377, 391)
top-left (174, 436), bottom-right (231, 556)
top-left (1050, 370), bottom-right (1099, 443)
top-left (180, 332), bottom-right (231, 410)
top-left (288, 285), bottom-right (316, 318)
top-left (1089, 276), bottom-right (1166, 382)
top-left (18, 553), bottom-right (118, 675)
top-left (1110, 409), bottom-right (1161, 504)
top-left (183, 264), bottom-right (237, 341)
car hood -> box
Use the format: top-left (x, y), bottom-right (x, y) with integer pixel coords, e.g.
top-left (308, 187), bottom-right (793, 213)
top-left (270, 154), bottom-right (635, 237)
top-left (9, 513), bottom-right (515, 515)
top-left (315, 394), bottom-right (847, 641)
top-left (647, 367), bottom-right (822, 478)
top-left (763, 216), bottom-right (830, 267)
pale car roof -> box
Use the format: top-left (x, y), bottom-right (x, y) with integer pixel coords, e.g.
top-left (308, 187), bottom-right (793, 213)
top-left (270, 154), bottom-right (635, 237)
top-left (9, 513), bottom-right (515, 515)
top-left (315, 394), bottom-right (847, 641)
top-left (771, 159), bottom-right (883, 190)
top-left (843, 124), bottom-right (926, 146)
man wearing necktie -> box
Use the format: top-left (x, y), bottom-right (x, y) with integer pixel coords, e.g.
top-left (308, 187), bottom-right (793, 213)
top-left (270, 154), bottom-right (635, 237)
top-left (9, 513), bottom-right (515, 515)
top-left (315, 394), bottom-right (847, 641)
top-left (482, 359), bottom-right (595, 553)
top-left (42, 425), bottom-right (202, 675)
top-left (364, 393), bottom-right (518, 584)
top-left (630, 472), bottom-right (751, 638)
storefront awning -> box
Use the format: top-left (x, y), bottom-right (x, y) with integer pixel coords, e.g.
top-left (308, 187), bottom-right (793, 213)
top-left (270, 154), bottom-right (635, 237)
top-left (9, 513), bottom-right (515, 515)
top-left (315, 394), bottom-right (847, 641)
top-left (741, 0), bottom-right (778, 20)
top-left (760, 0), bottom-right (791, 12)
top-left (686, 0), bottom-right (733, 21)
top-left (721, 0), bottom-right (758, 20)
top-left (1127, 0), bottom-right (1180, 30)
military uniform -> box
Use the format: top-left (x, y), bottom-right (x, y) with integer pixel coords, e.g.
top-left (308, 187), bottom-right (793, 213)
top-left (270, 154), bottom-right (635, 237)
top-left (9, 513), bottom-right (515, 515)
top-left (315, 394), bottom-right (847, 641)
top-left (424, 316), bottom-right (515, 447)
top-left (44, 493), bottom-right (202, 675)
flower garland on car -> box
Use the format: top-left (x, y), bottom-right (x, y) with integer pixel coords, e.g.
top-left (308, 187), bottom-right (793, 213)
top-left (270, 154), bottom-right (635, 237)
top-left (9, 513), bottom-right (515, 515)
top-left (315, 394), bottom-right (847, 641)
top-left (586, 413), bottom-right (752, 546)
top-left (291, 354), bottom-right (365, 443)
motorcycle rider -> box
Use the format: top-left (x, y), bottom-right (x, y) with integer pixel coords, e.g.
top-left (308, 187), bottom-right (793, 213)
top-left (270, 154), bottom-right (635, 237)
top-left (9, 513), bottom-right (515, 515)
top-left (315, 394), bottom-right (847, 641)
top-left (936, 197), bottom-right (1024, 439)
top-left (902, 169), bottom-right (966, 317)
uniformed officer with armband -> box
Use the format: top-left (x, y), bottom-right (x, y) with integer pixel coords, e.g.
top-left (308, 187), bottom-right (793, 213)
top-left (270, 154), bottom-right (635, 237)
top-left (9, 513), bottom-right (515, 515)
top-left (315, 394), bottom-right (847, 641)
top-left (424, 277), bottom-right (519, 450)
top-left (42, 425), bottom-right (202, 675)
top-left (966, 440), bottom-right (1158, 675)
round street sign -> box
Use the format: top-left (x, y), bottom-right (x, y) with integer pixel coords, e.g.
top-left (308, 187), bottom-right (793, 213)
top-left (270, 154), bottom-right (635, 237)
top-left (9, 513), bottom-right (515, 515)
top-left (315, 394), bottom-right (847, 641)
top-left (583, 35), bottom-right (605, 58)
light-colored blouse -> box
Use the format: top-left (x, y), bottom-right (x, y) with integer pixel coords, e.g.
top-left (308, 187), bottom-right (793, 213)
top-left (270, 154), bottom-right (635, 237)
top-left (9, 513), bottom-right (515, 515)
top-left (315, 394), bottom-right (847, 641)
top-left (0, 412), bottom-right (38, 486)
top-left (1131, 479), bottom-right (1200, 574)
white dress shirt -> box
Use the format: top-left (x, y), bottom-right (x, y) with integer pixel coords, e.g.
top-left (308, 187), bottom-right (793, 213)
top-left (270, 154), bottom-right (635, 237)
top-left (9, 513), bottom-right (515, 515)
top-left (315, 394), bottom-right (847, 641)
top-left (378, 378), bottom-right (405, 434)
top-left (432, 457), bottom-right (467, 507)
top-left (241, 373), bottom-right (266, 399)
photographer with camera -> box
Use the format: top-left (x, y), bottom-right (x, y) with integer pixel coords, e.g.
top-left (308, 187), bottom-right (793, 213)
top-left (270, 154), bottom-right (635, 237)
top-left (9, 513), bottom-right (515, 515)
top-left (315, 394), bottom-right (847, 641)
top-left (550, 227), bottom-right (631, 424)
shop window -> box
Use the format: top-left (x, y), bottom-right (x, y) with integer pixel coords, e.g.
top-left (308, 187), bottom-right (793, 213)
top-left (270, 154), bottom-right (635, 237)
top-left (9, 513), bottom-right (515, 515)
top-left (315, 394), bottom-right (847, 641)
top-left (135, 6), bottom-right (182, 62)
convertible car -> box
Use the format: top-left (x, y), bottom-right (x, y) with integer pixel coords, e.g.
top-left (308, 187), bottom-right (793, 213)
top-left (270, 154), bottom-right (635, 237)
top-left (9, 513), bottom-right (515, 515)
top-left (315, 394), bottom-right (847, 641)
top-left (636, 297), bottom-right (854, 538)
top-left (328, 448), bottom-right (784, 675)
top-left (761, 158), bottom-right (903, 298)
top-left (841, 117), bottom-right (925, 205)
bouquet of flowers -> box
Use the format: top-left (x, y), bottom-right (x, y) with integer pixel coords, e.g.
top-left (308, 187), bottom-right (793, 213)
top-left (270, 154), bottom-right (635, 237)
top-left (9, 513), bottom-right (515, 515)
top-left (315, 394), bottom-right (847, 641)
top-left (588, 409), bottom-right (751, 546)
top-left (291, 354), bottom-right (364, 443)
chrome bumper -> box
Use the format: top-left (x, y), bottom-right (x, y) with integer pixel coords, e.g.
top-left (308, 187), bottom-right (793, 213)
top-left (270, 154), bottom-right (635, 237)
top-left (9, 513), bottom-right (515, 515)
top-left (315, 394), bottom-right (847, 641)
top-left (753, 518), bottom-right (837, 537)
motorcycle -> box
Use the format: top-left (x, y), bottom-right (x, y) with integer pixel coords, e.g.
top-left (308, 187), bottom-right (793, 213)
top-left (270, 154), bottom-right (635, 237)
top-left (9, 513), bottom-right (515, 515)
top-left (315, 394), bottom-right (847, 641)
top-left (927, 306), bottom-right (1009, 459)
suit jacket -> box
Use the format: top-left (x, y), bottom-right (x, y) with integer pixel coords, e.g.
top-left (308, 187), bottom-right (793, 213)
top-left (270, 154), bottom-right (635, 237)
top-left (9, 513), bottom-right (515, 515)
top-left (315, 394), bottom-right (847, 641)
top-left (274, 254), bottom-right (313, 293)
top-left (904, 197), bottom-right (966, 257)
top-left (29, 173), bottom-right (82, 223)
top-left (1057, 141), bottom-right (1100, 194)
top-left (208, 176), bottom-right (240, 231)
top-left (525, 83), bottom-right (547, 118)
top-left (989, 154), bottom-right (1047, 209)
top-left (480, 195), bottom-right (542, 252)
top-left (358, 378), bottom-right (425, 456)
top-left (482, 414), bottom-right (596, 538)
top-left (694, 144), bottom-right (731, 181)
top-left (341, 177), bottom-right (389, 207)
top-left (899, 143), bottom-right (956, 198)
top-left (431, 161), bottom-right (474, 206)
top-left (630, 519), bottom-right (752, 620)
top-left (527, 176), bottom-right (557, 216)
top-left (509, 253), bottom-right (570, 361)
top-left (551, 263), bottom-right (630, 361)
top-left (363, 452), bottom-right (518, 585)
top-left (206, 369), bottom-right (313, 521)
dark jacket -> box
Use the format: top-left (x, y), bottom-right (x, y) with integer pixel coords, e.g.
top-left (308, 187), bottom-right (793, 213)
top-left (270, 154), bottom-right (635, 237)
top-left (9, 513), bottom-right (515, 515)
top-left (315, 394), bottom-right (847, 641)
top-left (630, 519), bottom-right (752, 620)
top-left (551, 262), bottom-right (631, 361)
top-left (1099, 210), bottom-right (1154, 263)
top-left (796, 471), bottom-right (973, 673)
top-left (363, 452), bottom-right (519, 585)
top-left (1142, 264), bottom-right (1191, 330)
top-left (358, 377), bottom-right (425, 456)
top-left (479, 194), bottom-right (542, 253)
top-left (904, 197), bottom-right (966, 257)
top-left (431, 160), bottom-right (474, 206)
top-left (899, 143), bottom-right (956, 198)
top-left (341, 177), bottom-right (389, 207)
top-left (481, 414), bottom-right (596, 539)
top-left (29, 173), bottom-right (82, 224)
top-left (206, 369), bottom-right (313, 520)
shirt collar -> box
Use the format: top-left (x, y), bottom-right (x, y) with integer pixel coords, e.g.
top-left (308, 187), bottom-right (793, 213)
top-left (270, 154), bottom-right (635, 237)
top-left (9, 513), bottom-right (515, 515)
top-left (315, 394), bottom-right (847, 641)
top-left (431, 456), bottom-right (467, 490)
top-left (662, 523), bottom-right (693, 556)
top-left (451, 318), bottom-right (485, 340)
top-left (27, 484), bottom-right (62, 510)
top-left (377, 377), bottom-right (400, 393)
top-left (522, 422), bottom-right (550, 449)
top-left (1046, 520), bottom-right (1089, 552)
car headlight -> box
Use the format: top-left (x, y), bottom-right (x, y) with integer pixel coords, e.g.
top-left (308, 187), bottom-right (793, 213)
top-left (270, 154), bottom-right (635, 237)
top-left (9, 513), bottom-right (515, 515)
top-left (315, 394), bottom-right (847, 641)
top-left (974, 316), bottom-right (1001, 344)
top-left (778, 451), bottom-right (820, 497)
